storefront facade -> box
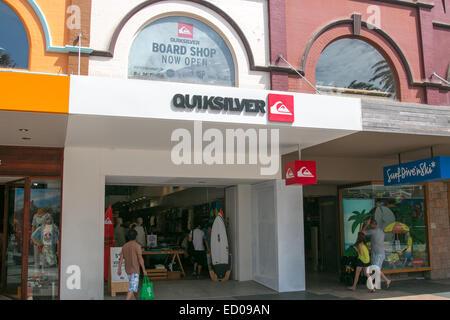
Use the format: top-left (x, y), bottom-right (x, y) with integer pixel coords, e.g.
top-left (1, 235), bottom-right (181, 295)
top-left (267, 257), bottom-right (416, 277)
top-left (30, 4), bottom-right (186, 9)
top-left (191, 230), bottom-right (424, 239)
top-left (271, 0), bottom-right (450, 280)
top-left (1, 0), bottom-right (449, 300)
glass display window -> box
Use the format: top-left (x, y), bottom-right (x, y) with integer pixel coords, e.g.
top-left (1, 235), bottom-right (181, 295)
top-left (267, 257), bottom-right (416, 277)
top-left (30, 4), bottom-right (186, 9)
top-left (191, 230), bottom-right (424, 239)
top-left (129, 16), bottom-right (236, 86)
top-left (27, 180), bottom-right (61, 300)
top-left (340, 183), bottom-right (430, 271)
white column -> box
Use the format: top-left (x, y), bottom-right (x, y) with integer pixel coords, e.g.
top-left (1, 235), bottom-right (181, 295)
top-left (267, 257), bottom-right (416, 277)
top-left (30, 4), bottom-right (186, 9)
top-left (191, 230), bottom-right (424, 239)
top-left (275, 180), bottom-right (305, 292)
top-left (60, 147), bottom-right (105, 300)
top-left (251, 180), bottom-right (305, 292)
top-left (227, 185), bottom-right (253, 281)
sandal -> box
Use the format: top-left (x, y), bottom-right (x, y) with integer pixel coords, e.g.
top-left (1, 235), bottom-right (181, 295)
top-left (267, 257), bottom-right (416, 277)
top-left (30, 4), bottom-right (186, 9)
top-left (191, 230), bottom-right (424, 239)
top-left (386, 280), bottom-right (391, 289)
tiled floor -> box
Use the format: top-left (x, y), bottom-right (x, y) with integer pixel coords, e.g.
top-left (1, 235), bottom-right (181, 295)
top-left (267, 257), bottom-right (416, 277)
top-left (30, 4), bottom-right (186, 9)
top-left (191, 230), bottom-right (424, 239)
top-left (104, 272), bottom-right (450, 300)
top-left (3, 272), bottom-right (450, 300)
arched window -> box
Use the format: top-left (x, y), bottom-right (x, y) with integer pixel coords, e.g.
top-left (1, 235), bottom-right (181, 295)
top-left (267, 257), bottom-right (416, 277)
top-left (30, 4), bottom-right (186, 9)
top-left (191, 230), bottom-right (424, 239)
top-left (316, 39), bottom-right (396, 99)
top-left (129, 16), bottom-right (235, 86)
top-left (0, 0), bottom-right (29, 69)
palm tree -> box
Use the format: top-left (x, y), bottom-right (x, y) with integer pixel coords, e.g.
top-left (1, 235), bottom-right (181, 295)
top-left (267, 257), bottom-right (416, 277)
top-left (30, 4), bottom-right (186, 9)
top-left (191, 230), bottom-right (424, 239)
top-left (348, 209), bottom-right (371, 234)
top-left (369, 60), bottom-right (396, 96)
top-left (0, 52), bottom-right (16, 68)
top-left (348, 80), bottom-right (379, 91)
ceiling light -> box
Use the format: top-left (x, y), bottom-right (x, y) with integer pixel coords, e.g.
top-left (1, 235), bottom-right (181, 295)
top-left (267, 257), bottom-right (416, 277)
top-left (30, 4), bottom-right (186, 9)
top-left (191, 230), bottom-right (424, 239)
top-left (19, 129), bottom-right (29, 132)
top-left (22, 137), bottom-right (31, 140)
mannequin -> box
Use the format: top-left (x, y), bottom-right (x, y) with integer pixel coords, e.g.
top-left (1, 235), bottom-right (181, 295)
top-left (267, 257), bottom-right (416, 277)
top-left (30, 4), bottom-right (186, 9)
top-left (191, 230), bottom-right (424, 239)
top-left (31, 208), bottom-right (47, 269)
top-left (31, 213), bottom-right (59, 268)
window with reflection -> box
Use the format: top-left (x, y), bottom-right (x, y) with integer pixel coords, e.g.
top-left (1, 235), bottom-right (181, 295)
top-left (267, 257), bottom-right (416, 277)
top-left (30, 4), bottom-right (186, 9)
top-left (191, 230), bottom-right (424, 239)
top-left (129, 16), bottom-right (235, 86)
top-left (27, 180), bottom-right (61, 300)
top-left (316, 38), bottom-right (396, 99)
top-left (341, 184), bottom-right (430, 271)
top-left (0, 0), bottom-right (29, 69)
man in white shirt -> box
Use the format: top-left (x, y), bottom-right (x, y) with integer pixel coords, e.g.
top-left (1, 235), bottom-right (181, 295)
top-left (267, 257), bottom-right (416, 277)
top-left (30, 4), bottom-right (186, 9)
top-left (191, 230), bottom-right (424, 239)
top-left (189, 224), bottom-right (206, 278)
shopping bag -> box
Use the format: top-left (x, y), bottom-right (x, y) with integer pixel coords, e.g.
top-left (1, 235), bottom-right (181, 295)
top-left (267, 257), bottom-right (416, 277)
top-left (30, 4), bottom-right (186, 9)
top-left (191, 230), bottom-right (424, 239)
top-left (139, 276), bottom-right (154, 300)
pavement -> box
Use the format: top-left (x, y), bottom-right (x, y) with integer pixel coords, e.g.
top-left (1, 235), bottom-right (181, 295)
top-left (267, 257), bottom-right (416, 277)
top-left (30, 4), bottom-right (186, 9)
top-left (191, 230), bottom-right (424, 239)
top-left (104, 272), bottom-right (450, 300)
top-left (2, 273), bottom-right (450, 300)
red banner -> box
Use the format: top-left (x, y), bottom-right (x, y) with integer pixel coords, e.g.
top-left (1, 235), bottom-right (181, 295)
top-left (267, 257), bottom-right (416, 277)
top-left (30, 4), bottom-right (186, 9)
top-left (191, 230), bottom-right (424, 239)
top-left (104, 205), bottom-right (114, 281)
top-left (285, 161), bottom-right (317, 185)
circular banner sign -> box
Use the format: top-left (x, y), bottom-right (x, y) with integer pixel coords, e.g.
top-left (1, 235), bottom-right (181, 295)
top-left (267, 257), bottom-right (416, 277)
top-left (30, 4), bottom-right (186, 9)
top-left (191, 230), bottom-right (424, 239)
top-left (129, 16), bottom-right (235, 86)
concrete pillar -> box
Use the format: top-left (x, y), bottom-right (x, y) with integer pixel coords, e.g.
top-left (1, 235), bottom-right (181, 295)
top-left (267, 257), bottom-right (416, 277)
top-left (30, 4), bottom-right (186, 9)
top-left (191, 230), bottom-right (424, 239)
top-left (60, 147), bottom-right (104, 300)
top-left (275, 180), bottom-right (305, 292)
top-left (426, 182), bottom-right (450, 280)
top-left (227, 185), bottom-right (253, 281)
top-left (251, 180), bottom-right (305, 292)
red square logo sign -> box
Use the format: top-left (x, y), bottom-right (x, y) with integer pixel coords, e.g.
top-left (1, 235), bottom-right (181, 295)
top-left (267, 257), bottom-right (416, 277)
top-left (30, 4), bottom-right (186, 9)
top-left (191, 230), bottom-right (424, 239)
top-left (178, 23), bottom-right (193, 39)
top-left (268, 94), bottom-right (294, 123)
top-left (285, 161), bottom-right (317, 185)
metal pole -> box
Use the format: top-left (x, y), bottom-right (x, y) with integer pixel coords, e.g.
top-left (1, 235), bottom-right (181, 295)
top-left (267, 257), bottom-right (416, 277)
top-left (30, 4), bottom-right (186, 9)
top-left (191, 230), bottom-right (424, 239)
top-left (278, 55), bottom-right (321, 94)
top-left (431, 72), bottom-right (450, 85)
top-left (78, 33), bottom-right (82, 76)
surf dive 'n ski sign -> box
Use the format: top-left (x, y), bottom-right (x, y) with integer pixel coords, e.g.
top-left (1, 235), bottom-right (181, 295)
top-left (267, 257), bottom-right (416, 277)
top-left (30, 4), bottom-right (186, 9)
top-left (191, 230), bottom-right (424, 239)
top-left (383, 156), bottom-right (450, 186)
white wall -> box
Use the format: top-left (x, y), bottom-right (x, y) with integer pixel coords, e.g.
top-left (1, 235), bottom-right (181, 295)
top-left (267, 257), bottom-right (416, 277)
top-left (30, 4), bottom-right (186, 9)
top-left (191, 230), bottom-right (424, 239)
top-left (252, 181), bottom-right (278, 290)
top-left (234, 185), bottom-right (253, 281)
top-left (251, 180), bottom-right (305, 292)
top-left (303, 156), bottom-right (394, 182)
top-left (275, 180), bottom-right (305, 292)
top-left (226, 186), bottom-right (238, 279)
top-left (60, 148), bottom-right (105, 300)
top-left (89, 0), bottom-right (270, 89)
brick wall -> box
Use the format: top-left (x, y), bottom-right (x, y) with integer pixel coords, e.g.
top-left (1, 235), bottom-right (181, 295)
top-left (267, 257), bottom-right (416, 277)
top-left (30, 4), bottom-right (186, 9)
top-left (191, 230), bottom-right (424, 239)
top-left (268, 0), bottom-right (288, 90)
top-left (426, 182), bottom-right (450, 280)
top-left (67, 0), bottom-right (91, 75)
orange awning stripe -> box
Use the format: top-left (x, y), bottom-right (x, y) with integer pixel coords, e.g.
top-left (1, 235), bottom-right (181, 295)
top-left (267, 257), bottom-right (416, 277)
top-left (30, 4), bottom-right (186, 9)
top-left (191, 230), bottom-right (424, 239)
top-left (0, 70), bottom-right (69, 114)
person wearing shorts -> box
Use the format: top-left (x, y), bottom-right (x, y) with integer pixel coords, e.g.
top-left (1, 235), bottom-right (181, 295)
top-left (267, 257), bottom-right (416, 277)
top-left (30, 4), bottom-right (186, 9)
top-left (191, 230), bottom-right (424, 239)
top-left (362, 217), bottom-right (392, 289)
top-left (118, 229), bottom-right (148, 300)
top-left (348, 232), bottom-right (374, 292)
top-left (189, 224), bottom-right (207, 278)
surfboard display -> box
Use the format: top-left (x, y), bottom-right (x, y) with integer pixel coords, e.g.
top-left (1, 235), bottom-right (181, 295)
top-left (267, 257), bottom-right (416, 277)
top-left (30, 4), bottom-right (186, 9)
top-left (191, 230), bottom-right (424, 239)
top-left (210, 214), bottom-right (229, 279)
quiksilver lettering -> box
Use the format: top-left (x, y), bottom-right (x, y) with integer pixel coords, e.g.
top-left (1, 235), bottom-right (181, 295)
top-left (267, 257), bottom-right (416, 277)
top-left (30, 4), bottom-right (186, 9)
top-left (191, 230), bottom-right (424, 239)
top-left (172, 94), bottom-right (265, 114)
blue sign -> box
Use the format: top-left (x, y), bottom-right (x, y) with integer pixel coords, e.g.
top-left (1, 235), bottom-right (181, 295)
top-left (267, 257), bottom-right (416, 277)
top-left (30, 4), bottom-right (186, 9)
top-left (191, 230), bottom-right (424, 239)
top-left (384, 156), bottom-right (450, 186)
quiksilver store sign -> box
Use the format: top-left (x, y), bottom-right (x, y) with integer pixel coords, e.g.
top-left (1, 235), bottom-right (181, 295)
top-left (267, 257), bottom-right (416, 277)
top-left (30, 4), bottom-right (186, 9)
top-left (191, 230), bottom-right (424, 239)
top-left (172, 93), bottom-right (266, 113)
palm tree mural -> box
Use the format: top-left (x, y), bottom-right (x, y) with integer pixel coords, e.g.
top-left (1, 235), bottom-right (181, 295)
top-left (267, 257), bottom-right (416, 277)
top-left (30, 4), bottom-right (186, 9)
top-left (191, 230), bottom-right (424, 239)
top-left (369, 60), bottom-right (396, 97)
top-left (348, 209), bottom-right (372, 234)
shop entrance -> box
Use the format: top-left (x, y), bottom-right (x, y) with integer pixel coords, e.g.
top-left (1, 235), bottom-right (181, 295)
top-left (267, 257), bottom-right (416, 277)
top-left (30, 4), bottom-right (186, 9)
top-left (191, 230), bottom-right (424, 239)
top-left (104, 184), bottom-right (229, 297)
top-left (1, 178), bottom-right (27, 299)
top-left (0, 177), bottom-right (62, 300)
top-left (303, 196), bottom-right (340, 278)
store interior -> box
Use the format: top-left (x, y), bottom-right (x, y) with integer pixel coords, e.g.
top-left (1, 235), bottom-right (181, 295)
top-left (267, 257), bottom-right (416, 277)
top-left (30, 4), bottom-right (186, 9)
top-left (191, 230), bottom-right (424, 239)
top-left (105, 185), bottom-right (226, 285)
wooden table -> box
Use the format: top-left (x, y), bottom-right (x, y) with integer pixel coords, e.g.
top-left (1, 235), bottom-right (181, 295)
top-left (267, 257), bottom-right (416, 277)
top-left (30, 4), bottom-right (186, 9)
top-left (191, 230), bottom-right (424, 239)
top-left (142, 249), bottom-right (185, 277)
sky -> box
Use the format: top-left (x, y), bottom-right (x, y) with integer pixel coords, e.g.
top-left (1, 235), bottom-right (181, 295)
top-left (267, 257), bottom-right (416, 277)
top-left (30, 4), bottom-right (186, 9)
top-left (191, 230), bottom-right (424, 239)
top-left (0, 0), bottom-right (29, 68)
top-left (315, 38), bottom-right (391, 90)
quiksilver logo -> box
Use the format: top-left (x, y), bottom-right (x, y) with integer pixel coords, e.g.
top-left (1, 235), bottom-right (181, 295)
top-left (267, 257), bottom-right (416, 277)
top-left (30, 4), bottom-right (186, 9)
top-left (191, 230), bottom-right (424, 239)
top-left (178, 26), bottom-right (192, 35)
top-left (298, 167), bottom-right (314, 178)
top-left (105, 217), bottom-right (113, 225)
top-left (270, 101), bottom-right (292, 115)
top-left (286, 168), bottom-right (295, 179)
